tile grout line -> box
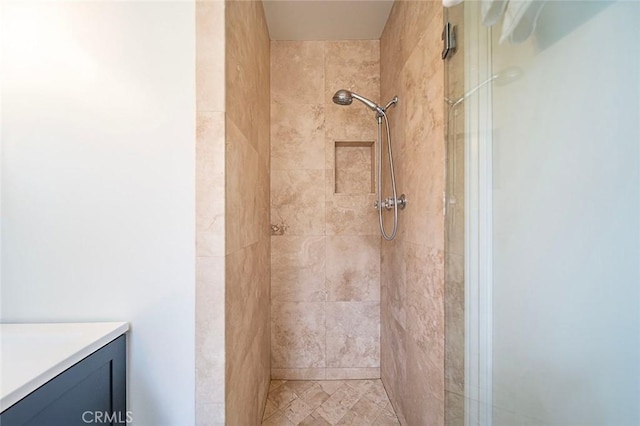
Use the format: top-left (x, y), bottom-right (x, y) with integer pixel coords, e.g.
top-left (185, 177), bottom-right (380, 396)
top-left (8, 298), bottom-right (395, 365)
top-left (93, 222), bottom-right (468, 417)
top-left (323, 39), bottom-right (328, 382)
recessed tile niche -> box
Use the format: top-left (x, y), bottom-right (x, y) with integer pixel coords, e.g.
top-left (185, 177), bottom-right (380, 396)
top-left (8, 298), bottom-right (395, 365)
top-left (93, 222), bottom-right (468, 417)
top-left (334, 141), bottom-right (375, 194)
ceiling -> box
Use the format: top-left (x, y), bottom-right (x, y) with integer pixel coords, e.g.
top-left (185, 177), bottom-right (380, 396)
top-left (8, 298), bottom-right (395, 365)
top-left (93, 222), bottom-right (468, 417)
top-left (263, 0), bottom-right (395, 41)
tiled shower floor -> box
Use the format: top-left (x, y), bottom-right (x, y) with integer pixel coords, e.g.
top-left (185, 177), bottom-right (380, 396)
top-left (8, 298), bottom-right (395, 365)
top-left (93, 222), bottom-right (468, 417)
top-left (261, 379), bottom-right (400, 426)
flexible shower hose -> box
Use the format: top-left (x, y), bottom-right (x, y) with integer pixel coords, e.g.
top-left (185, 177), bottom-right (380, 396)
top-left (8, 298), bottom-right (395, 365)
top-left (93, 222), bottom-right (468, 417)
top-left (378, 110), bottom-right (398, 241)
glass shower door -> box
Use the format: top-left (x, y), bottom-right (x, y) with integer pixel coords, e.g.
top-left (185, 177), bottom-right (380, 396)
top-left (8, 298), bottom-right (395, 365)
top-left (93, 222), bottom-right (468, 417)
top-left (489, 1), bottom-right (640, 424)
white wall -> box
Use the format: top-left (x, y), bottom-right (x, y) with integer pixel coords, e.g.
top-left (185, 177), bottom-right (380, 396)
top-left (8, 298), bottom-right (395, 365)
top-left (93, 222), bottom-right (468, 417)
top-left (1, 2), bottom-right (196, 425)
top-left (490, 1), bottom-right (639, 424)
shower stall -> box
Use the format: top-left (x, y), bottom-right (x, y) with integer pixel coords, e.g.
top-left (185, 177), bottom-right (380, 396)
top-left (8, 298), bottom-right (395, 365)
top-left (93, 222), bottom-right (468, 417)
top-left (267, 2), bottom-right (449, 424)
top-left (444, 1), bottom-right (640, 425)
top-left (196, 0), bottom-right (639, 424)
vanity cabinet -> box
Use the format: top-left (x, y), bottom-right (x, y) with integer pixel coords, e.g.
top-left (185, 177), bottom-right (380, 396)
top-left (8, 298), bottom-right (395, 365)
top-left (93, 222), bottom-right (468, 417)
top-left (0, 336), bottom-right (126, 426)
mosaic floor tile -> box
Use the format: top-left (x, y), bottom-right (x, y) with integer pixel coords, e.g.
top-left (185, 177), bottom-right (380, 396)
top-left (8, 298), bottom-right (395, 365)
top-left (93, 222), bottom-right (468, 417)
top-left (263, 379), bottom-right (399, 426)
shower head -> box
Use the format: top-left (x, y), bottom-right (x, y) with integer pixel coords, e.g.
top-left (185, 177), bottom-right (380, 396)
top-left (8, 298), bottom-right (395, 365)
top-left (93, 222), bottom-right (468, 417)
top-left (332, 89), bottom-right (380, 112)
top-left (332, 89), bottom-right (353, 106)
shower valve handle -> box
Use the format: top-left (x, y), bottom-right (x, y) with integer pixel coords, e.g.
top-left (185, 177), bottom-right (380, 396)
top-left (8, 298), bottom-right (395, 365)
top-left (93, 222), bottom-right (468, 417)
top-left (374, 194), bottom-right (407, 211)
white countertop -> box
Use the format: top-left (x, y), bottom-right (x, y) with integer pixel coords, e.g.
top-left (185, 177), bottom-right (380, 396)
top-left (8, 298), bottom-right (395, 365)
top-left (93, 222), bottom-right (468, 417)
top-left (0, 322), bottom-right (129, 412)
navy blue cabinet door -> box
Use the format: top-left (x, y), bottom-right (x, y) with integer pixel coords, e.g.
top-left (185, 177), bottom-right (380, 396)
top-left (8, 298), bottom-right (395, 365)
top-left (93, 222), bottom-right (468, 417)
top-left (1, 335), bottom-right (126, 426)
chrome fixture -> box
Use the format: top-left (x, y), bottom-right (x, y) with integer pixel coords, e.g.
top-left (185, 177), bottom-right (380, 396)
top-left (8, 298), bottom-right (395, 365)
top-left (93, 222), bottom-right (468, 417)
top-left (375, 194), bottom-right (407, 211)
top-left (332, 89), bottom-right (405, 241)
top-left (332, 90), bottom-right (381, 112)
top-left (442, 22), bottom-right (457, 60)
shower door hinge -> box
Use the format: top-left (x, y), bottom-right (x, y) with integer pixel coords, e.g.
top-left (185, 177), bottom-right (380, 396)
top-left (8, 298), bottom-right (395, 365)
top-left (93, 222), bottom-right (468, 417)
top-left (442, 22), bottom-right (457, 60)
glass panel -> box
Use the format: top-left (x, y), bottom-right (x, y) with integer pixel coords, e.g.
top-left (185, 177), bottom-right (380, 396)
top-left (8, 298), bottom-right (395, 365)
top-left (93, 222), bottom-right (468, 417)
top-left (490, 1), bottom-right (640, 424)
top-left (444, 3), bottom-right (466, 426)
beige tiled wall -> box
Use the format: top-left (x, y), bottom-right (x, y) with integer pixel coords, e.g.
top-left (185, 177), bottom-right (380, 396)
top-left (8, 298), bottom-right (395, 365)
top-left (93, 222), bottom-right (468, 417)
top-left (195, 1), bottom-right (226, 424)
top-left (196, 1), bottom-right (271, 424)
top-left (380, 1), bottom-right (446, 425)
top-left (225, 0), bottom-right (271, 425)
top-left (270, 40), bottom-right (382, 380)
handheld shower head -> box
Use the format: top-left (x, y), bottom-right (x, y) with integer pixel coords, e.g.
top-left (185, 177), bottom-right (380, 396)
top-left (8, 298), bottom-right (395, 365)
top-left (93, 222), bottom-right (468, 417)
top-left (332, 89), bottom-right (353, 106)
top-left (332, 89), bottom-right (380, 112)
